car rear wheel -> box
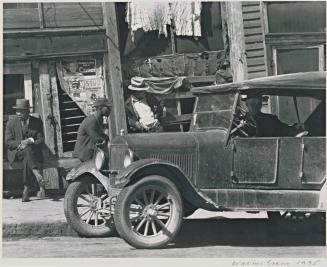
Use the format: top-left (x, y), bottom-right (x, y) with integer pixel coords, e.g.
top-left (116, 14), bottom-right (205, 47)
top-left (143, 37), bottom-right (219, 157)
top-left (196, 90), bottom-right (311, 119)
top-left (267, 211), bottom-right (325, 222)
top-left (64, 175), bottom-right (115, 237)
top-left (114, 175), bottom-right (183, 249)
top-left (267, 211), bottom-right (325, 232)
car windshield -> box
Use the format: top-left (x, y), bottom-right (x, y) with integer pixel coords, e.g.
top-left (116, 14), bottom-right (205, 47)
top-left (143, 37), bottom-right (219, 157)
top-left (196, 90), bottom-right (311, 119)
top-left (193, 93), bottom-right (236, 130)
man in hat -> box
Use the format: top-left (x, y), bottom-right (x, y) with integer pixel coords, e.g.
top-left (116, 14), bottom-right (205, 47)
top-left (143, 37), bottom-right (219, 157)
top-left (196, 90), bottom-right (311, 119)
top-left (73, 97), bottom-right (112, 162)
top-left (5, 99), bottom-right (45, 202)
top-left (243, 94), bottom-right (305, 137)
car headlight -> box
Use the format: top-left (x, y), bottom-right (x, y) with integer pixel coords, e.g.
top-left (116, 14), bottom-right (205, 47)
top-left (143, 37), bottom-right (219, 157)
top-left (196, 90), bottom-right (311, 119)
top-left (95, 149), bottom-right (105, 170)
top-left (123, 149), bottom-right (134, 168)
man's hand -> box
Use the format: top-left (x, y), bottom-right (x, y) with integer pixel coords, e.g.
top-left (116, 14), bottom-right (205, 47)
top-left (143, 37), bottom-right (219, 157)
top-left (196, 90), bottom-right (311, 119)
top-left (18, 138), bottom-right (34, 150)
top-left (96, 138), bottom-right (106, 147)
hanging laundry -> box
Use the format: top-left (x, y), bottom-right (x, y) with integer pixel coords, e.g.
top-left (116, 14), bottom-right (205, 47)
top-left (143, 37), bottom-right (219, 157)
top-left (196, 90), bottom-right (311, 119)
top-left (126, 2), bottom-right (171, 41)
top-left (170, 1), bottom-right (202, 37)
top-left (126, 2), bottom-right (202, 41)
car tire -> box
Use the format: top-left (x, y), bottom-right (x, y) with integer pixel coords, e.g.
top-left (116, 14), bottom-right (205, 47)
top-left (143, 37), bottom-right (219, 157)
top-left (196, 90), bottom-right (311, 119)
top-left (64, 175), bottom-right (115, 237)
top-left (267, 211), bottom-right (326, 233)
top-left (267, 211), bottom-right (325, 222)
top-left (114, 175), bottom-right (183, 249)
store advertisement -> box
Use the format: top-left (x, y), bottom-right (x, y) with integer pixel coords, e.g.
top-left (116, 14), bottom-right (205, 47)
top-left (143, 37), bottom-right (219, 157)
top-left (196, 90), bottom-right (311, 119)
top-left (57, 58), bottom-right (105, 115)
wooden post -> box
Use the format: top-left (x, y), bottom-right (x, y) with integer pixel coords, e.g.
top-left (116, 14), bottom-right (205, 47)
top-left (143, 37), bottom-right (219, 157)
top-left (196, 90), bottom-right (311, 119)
top-left (221, 2), bottom-right (248, 82)
top-left (102, 2), bottom-right (127, 138)
top-left (49, 61), bottom-right (63, 157)
top-left (39, 62), bottom-right (55, 153)
top-left (39, 62), bottom-right (59, 189)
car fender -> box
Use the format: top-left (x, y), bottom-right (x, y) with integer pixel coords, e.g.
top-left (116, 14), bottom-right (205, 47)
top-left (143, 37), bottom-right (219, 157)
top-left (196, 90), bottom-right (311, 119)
top-left (113, 158), bottom-right (218, 210)
top-left (66, 160), bottom-right (109, 190)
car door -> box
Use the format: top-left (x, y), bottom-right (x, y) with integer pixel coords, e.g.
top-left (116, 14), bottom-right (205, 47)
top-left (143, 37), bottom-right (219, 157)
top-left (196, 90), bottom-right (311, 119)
top-left (231, 136), bottom-right (325, 190)
top-left (231, 137), bottom-right (279, 186)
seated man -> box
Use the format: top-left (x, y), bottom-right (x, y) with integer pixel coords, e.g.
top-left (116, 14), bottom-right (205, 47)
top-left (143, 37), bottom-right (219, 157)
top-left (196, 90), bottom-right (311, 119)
top-left (73, 97), bottom-right (111, 162)
top-left (125, 91), bottom-right (163, 133)
top-left (242, 94), bottom-right (305, 137)
top-left (5, 99), bottom-right (45, 202)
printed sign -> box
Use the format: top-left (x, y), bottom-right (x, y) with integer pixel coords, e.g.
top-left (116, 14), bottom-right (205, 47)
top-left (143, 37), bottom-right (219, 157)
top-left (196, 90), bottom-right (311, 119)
top-left (77, 60), bottom-right (96, 75)
top-left (57, 58), bottom-right (105, 115)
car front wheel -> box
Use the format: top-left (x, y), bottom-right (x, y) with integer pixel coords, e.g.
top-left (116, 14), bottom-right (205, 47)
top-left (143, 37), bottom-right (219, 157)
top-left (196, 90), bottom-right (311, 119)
top-left (64, 175), bottom-right (115, 237)
top-left (114, 175), bottom-right (183, 249)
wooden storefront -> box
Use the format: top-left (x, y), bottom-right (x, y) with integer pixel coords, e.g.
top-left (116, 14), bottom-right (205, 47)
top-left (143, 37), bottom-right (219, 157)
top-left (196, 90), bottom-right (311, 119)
top-left (3, 2), bottom-right (126, 192)
top-left (2, 2), bottom-right (326, 193)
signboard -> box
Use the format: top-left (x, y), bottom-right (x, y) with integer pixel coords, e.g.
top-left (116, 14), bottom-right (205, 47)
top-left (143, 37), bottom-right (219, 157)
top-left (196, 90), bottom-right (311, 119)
top-left (57, 57), bottom-right (105, 115)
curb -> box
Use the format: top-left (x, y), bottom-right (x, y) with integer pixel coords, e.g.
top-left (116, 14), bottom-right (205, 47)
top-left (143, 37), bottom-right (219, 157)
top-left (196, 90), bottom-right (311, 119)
top-left (3, 221), bottom-right (78, 239)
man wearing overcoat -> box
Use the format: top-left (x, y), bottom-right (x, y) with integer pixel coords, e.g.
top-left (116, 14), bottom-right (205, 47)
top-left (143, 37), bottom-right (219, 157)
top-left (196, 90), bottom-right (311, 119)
top-left (5, 99), bottom-right (45, 202)
top-left (73, 97), bottom-right (112, 162)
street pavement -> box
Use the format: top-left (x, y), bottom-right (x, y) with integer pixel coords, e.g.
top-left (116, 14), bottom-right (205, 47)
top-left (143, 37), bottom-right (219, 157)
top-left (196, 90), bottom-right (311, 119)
top-left (2, 193), bottom-right (269, 238)
top-left (2, 195), bottom-right (325, 259)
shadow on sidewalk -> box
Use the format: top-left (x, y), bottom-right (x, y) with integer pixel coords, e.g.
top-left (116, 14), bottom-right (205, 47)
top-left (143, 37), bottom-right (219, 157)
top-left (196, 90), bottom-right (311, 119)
top-left (171, 218), bottom-right (326, 249)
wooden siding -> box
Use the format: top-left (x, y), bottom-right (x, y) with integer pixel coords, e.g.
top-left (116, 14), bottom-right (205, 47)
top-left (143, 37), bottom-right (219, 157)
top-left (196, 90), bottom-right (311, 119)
top-left (3, 8), bottom-right (40, 29)
top-left (3, 3), bottom-right (103, 30)
top-left (242, 2), bottom-right (267, 79)
top-left (4, 34), bottom-right (106, 60)
top-left (43, 3), bottom-right (103, 28)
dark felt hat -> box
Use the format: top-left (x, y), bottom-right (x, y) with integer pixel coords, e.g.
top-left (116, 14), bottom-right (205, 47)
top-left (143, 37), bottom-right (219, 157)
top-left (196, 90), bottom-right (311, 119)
top-left (13, 99), bottom-right (31, 110)
top-left (93, 97), bottom-right (112, 107)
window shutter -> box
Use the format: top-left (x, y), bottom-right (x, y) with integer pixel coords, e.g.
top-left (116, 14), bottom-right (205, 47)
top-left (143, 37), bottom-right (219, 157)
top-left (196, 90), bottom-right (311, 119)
top-left (242, 2), bottom-right (267, 79)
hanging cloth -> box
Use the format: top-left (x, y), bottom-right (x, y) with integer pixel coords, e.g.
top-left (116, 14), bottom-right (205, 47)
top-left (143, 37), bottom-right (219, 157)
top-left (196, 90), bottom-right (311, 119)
top-left (126, 1), bottom-right (202, 41)
top-left (126, 2), bottom-right (171, 42)
top-left (170, 1), bottom-right (202, 37)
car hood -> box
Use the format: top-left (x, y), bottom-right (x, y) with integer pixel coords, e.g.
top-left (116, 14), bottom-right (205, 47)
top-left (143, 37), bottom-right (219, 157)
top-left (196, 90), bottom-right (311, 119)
top-left (113, 132), bottom-right (199, 182)
top-left (122, 132), bottom-right (198, 153)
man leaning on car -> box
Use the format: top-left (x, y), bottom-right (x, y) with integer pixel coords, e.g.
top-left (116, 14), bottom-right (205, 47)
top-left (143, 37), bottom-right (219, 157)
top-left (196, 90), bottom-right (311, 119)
top-left (73, 97), bottom-right (112, 162)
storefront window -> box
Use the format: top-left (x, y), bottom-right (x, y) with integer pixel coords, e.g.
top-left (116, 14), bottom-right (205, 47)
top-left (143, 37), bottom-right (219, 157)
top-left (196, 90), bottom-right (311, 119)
top-left (3, 74), bottom-right (25, 115)
top-left (276, 48), bottom-right (320, 75)
top-left (267, 1), bottom-right (326, 33)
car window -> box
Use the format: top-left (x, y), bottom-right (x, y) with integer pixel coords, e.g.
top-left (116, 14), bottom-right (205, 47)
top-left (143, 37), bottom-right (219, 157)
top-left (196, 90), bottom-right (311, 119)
top-left (230, 93), bottom-right (325, 138)
top-left (196, 93), bottom-right (235, 112)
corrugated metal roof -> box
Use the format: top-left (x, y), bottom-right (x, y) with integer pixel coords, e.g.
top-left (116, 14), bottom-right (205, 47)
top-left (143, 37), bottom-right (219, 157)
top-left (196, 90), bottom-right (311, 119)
top-left (191, 72), bottom-right (326, 95)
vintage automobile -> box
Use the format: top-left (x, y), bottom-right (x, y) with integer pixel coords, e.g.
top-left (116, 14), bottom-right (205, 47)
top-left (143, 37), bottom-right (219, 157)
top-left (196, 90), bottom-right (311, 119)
top-left (64, 71), bottom-right (326, 249)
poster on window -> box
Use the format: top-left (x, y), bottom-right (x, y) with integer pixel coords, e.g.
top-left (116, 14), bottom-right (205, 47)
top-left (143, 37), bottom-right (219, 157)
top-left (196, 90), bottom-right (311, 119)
top-left (57, 57), bottom-right (105, 115)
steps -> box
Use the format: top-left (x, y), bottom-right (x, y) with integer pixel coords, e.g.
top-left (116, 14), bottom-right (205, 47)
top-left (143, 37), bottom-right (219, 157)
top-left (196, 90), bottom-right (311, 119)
top-left (58, 88), bottom-right (86, 152)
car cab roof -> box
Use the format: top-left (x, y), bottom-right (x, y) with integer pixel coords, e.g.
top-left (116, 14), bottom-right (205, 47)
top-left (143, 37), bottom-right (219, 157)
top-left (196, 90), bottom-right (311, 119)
top-left (191, 71), bottom-right (326, 96)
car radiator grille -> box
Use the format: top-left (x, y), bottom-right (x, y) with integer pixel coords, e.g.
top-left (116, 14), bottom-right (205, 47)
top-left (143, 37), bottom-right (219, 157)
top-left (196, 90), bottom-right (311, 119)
top-left (146, 152), bottom-right (197, 183)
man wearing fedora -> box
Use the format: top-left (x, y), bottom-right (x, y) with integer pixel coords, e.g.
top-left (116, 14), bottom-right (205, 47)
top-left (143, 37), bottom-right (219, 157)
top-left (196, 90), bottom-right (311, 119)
top-left (243, 94), bottom-right (305, 137)
top-left (73, 97), bottom-right (112, 162)
top-left (5, 99), bottom-right (46, 202)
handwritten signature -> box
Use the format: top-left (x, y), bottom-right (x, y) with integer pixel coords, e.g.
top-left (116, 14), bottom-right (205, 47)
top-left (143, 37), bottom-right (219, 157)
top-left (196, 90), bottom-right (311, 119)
top-left (232, 260), bottom-right (321, 266)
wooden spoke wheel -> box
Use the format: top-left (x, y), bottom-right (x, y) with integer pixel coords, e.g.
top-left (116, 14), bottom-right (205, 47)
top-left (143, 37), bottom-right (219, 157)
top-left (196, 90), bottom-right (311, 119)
top-left (114, 175), bottom-right (183, 249)
top-left (64, 176), bottom-right (115, 237)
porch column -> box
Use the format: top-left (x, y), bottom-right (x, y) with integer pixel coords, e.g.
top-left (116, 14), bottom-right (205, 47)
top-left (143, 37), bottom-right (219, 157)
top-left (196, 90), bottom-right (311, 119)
top-left (221, 2), bottom-right (248, 82)
top-left (102, 2), bottom-right (127, 139)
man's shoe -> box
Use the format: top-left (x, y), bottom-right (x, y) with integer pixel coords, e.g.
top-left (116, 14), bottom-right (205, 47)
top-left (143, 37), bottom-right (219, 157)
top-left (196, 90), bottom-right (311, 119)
top-left (22, 186), bottom-right (30, 202)
top-left (36, 187), bottom-right (46, 198)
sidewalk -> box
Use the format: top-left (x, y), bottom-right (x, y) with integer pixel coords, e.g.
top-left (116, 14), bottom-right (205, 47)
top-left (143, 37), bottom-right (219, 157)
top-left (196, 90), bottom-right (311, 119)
top-left (2, 194), bottom-right (77, 238)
